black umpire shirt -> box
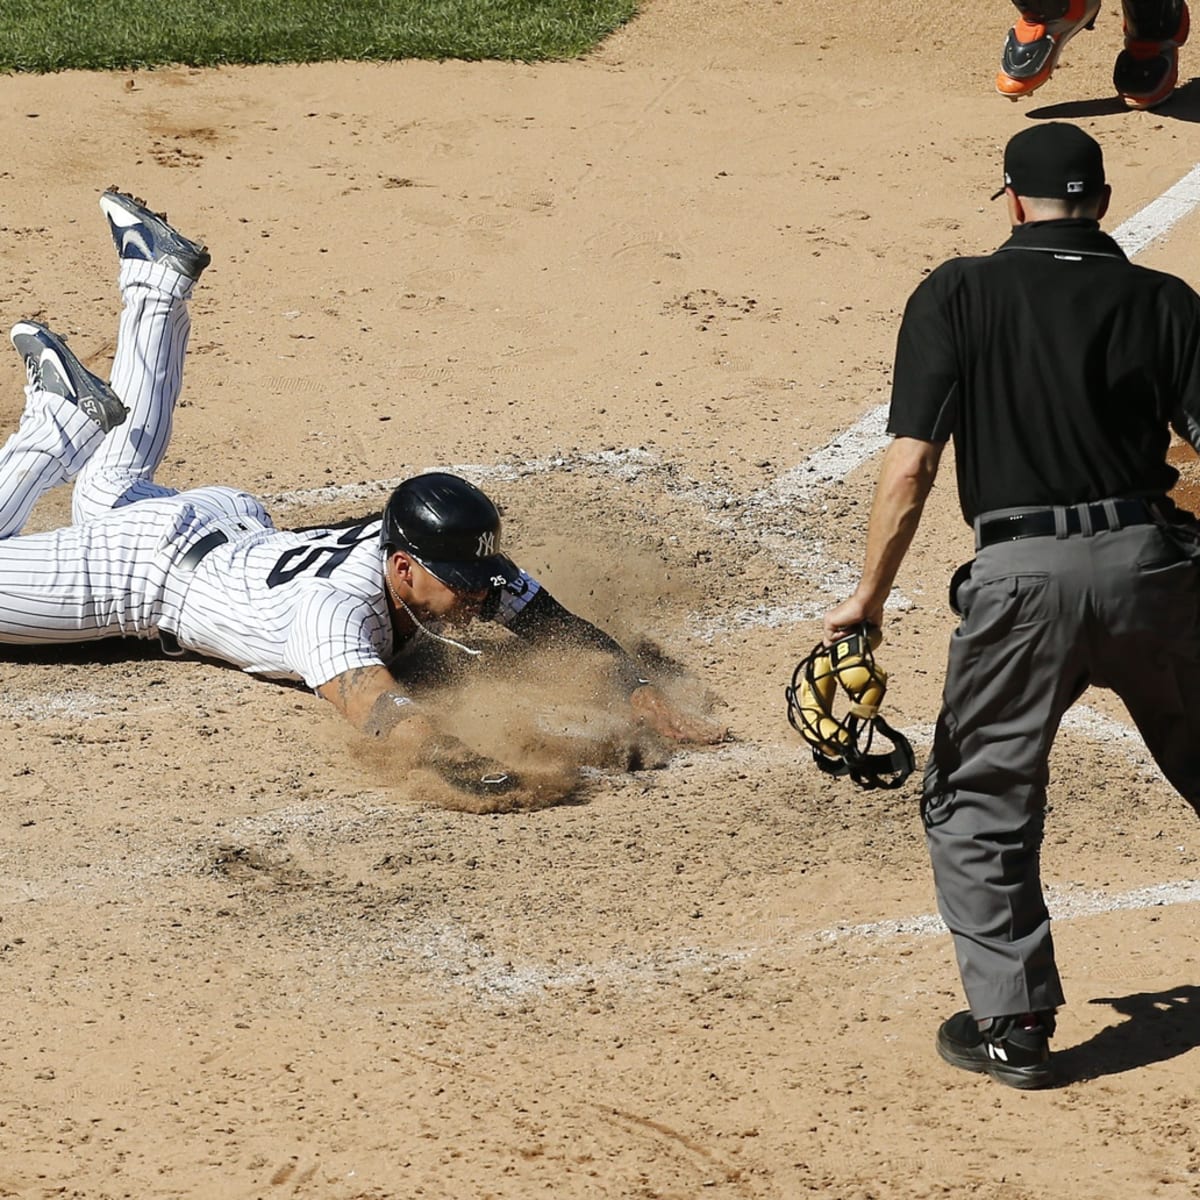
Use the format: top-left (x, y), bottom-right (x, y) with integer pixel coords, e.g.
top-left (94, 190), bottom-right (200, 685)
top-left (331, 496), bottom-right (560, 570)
top-left (887, 218), bottom-right (1200, 523)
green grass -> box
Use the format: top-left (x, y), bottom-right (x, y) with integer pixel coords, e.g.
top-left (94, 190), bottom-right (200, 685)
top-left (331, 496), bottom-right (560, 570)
top-left (0, 0), bottom-right (639, 71)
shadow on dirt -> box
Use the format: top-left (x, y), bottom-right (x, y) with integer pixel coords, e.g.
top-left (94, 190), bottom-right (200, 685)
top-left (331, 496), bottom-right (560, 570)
top-left (1054, 985), bottom-right (1200, 1083)
top-left (1027, 76), bottom-right (1200, 123)
top-left (0, 638), bottom-right (166, 665)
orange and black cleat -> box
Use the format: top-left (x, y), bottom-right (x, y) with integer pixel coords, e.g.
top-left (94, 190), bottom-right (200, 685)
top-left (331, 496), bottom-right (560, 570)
top-left (996, 0), bottom-right (1103, 98)
top-left (1113, 0), bottom-right (1190, 108)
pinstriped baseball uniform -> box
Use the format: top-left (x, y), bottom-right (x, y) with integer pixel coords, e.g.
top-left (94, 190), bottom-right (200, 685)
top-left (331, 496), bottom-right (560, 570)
top-left (171, 511), bottom-right (537, 687)
top-left (0, 253), bottom-right (541, 690)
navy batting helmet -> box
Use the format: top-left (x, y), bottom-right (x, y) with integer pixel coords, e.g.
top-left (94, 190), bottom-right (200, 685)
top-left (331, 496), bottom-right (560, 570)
top-left (380, 472), bottom-right (520, 592)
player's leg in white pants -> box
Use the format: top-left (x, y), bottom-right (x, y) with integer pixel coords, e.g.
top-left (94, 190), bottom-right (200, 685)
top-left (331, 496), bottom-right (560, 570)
top-left (71, 258), bottom-right (195, 524)
top-left (0, 259), bottom-right (193, 537)
top-left (0, 379), bottom-right (107, 538)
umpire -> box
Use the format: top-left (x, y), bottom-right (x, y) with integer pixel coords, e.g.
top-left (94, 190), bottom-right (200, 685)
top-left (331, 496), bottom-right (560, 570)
top-left (823, 121), bottom-right (1200, 1089)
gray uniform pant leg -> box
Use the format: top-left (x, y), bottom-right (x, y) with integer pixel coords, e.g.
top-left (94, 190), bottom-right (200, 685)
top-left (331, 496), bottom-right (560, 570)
top-left (1093, 526), bottom-right (1200, 815)
top-left (924, 524), bottom-right (1200, 1020)
top-left (924, 539), bottom-right (1086, 1020)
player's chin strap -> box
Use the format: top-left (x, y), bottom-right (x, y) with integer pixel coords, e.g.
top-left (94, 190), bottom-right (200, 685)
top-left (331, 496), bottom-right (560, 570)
top-left (393, 596), bottom-right (483, 657)
top-left (784, 626), bottom-right (916, 790)
top-left (386, 574), bottom-right (483, 658)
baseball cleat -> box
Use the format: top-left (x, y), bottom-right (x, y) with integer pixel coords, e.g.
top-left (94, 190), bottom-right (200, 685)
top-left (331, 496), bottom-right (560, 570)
top-left (936, 1010), bottom-right (1057, 1090)
top-left (99, 187), bottom-right (211, 280)
top-left (996, 0), bottom-right (1103, 98)
top-left (10, 321), bottom-right (128, 433)
top-left (1113, 0), bottom-right (1190, 108)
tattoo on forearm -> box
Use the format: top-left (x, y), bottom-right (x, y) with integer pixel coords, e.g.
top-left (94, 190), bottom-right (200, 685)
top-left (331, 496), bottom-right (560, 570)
top-left (331, 666), bottom-right (374, 712)
top-left (328, 667), bottom-right (415, 738)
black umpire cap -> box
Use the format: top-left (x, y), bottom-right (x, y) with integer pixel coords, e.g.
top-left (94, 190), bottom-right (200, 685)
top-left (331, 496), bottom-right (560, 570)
top-left (990, 122), bottom-right (1106, 201)
top-left (380, 472), bottom-right (521, 592)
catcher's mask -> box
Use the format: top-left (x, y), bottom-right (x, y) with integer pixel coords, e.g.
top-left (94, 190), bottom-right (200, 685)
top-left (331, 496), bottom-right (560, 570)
top-left (380, 472), bottom-right (520, 617)
top-left (784, 625), bottom-right (915, 790)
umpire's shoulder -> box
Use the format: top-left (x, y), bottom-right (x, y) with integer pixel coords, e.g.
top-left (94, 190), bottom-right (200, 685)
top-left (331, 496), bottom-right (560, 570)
top-left (908, 251), bottom-right (992, 294)
top-left (1127, 257), bottom-right (1200, 302)
top-left (898, 253), bottom-right (989, 321)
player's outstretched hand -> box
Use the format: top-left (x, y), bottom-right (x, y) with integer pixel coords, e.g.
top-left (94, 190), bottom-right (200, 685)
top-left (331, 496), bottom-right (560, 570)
top-left (630, 683), bottom-right (727, 744)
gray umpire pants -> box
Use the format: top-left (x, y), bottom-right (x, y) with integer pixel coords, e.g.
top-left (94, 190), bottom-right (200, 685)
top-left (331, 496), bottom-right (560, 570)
top-left (923, 516), bottom-right (1200, 1020)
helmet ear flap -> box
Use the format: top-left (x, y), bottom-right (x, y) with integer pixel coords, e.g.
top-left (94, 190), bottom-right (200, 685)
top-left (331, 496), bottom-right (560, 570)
top-left (785, 626), bottom-right (915, 790)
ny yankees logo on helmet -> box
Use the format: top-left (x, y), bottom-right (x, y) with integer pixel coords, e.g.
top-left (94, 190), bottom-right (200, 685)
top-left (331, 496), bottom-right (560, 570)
top-left (380, 471), bottom-right (521, 593)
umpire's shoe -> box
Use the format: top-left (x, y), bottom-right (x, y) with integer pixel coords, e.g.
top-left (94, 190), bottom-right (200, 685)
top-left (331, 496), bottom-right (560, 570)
top-left (99, 187), bottom-right (211, 281)
top-left (10, 321), bottom-right (128, 433)
top-left (996, 0), bottom-right (1102, 98)
top-left (936, 1010), bottom-right (1057, 1090)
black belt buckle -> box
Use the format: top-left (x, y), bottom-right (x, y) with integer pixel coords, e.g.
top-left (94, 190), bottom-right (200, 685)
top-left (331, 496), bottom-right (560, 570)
top-left (980, 511), bottom-right (1055, 544)
top-left (978, 499), bottom-right (1158, 549)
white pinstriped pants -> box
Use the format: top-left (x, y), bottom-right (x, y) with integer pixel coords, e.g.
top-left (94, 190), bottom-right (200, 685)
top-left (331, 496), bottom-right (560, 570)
top-left (0, 259), bottom-right (240, 643)
top-left (0, 257), bottom-right (194, 535)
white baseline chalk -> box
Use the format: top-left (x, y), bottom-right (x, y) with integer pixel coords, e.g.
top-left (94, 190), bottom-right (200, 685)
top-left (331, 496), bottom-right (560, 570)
top-left (362, 875), bottom-right (1200, 998)
top-left (692, 157), bottom-right (1200, 636)
top-left (814, 879), bottom-right (1200, 945)
top-left (263, 448), bottom-right (662, 512)
top-left (1112, 162), bottom-right (1200, 258)
top-left (745, 404), bottom-right (891, 511)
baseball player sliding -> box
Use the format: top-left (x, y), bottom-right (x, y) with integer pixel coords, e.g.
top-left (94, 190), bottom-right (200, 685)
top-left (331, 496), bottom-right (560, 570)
top-left (0, 190), bottom-right (724, 797)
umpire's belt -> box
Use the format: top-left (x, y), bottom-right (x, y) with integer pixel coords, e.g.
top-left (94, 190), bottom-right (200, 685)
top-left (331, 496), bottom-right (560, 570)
top-left (976, 499), bottom-right (1162, 549)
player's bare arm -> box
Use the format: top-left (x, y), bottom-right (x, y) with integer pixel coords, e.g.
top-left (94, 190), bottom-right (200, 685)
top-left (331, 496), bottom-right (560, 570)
top-left (823, 437), bottom-right (943, 643)
top-left (317, 664), bottom-right (417, 736)
top-left (316, 665), bottom-right (519, 791)
top-left (316, 664), bottom-right (449, 750)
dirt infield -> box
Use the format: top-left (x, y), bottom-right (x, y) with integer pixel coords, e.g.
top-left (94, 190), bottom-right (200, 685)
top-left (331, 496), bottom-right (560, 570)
top-left (1, 2), bottom-right (1198, 1197)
